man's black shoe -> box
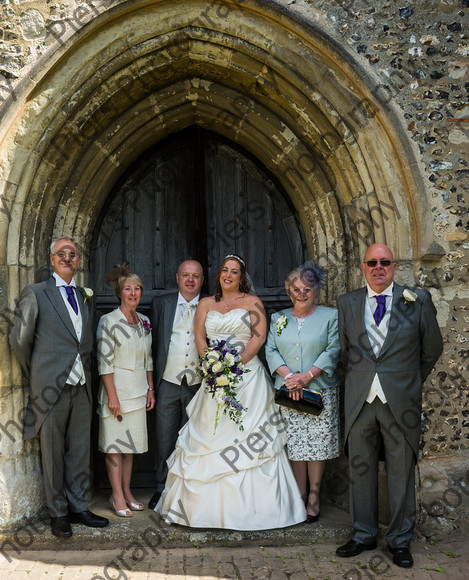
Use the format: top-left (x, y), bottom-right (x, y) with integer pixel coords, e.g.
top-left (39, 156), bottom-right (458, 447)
top-left (336, 539), bottom-right (377, 557)
top-left (389, 547), bottom-right (413, 568)
top-left (50, 516), bottom-right (72, 538)
top-left (69, 510), bottom-right (109, 527)
top-left (148, 491), bottom-right (161, 510)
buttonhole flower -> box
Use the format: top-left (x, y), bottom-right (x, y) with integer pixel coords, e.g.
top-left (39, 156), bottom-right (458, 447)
top-left (402, 288), bottom-right (418, 305)
top-left (141, 319), bottom-right (152, 335)
top-left (276, 314), bottom-right (288, 336)
top-left (80, 287), bottom-right (94, 303)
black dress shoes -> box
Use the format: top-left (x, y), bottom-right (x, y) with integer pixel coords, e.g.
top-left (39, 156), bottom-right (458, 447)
top-left (336, 539), bottom-right (377, 557)
top-left (148, 491), bottom-right (161, 510)
top-left (389, 547), bottom-right (413, 568)
top-left (50, 516), bottom-right (72, 538)
top-left (69, 510), bottom-right (109, 527)
top-left (306, 513), bottom-right (320, 523)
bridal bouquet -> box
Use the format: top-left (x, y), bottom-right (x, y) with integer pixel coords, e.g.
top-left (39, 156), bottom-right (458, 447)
top-left (199, 339), bottom-right (249, 433)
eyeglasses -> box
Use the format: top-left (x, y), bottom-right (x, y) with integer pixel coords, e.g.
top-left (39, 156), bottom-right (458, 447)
top-left (363, 259), bottom-right (394, 268)
top-left (291, 287), bottom-right (313, 294)
top-left (54, 252), bottom-right (78, 260)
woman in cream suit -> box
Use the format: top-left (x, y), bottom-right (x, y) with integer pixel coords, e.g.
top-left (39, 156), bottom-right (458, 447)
top-left (97, 263), bottom-right (155, 517)
top-left (266, 260), bottom-right (340, 522)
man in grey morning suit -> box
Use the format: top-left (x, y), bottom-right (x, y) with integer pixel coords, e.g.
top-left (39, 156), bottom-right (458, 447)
top-left (9, 237), bottom-right (108, 537)
top-left (336, 244), bottom-right (442, 568)
top-left (148, 260), bottom-right (204, 509)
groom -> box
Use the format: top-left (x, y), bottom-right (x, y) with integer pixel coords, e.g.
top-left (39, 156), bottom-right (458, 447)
top-left (336, 243), bottom-right (442, 568)
top-left (148, 259), bottom-right (204, 509)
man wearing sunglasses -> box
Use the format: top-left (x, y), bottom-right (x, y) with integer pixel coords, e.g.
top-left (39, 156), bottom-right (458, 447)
top-left (336, 244), bottom-right (442, 568)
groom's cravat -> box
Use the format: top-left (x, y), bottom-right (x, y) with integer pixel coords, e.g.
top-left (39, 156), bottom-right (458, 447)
top-left (65, 286), bottom-right (78, 315)
top-left (183, 302), bottom-right (195, 319)
top-left (373, 295), bottom-right (386, 326)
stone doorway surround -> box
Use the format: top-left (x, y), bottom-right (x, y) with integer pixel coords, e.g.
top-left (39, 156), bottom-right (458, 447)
top-left (1, 0), bottom-right (441, 528)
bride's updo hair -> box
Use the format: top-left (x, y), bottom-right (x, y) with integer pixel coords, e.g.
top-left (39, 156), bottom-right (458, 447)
top-left (105, 261), bottom-right (143, 300)
top-left (214, 254), bottom-right (251, 302)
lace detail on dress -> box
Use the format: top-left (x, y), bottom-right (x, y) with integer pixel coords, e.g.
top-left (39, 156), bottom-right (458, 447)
top-left (293, 315), bottom-right (307, 334)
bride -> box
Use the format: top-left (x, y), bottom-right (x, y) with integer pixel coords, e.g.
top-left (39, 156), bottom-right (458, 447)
top-left (155, 255), bottom-right (306, 530)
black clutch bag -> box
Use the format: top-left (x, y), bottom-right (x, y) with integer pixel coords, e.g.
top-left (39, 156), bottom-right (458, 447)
top-left (274, 385), bottom-right (324, 416)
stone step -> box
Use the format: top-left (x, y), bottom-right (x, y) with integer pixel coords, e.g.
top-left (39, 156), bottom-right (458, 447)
top-left (0, 490), bottom-right (352, 552)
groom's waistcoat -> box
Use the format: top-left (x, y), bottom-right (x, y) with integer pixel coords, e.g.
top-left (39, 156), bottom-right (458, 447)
top-left (162, 306), bottom-right (199, 386)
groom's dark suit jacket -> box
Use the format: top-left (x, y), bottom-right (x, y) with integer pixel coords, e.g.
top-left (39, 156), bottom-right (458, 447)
top-left (337, 283), bottom-right (443, 458)
top-left (151, 292), bottom-right (179, 392)
top-left (9, 277), bottom-right (93, 439)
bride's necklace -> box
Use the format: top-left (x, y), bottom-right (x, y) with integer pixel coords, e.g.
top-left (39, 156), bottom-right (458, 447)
top-left (222, 295), bottom-right (243, 310)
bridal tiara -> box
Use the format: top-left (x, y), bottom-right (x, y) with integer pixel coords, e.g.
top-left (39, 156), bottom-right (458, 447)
top-left (224, 254), bottom-right (245, 266)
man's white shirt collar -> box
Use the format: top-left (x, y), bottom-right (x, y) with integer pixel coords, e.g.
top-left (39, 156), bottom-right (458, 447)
top-left (177, 292), bottom-right (199, 307)
top-left (53, 272), bottom-right (77, 288)
top-left (366, 282), bottom-right (394, 298)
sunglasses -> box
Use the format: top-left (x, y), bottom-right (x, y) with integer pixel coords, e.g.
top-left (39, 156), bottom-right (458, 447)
top-left (363, 259), bottom-right (394, 268)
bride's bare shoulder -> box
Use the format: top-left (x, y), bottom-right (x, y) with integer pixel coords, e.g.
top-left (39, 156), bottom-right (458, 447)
top-left (198, 296), bottom-right (217, 310)
top-left (242, 294), bottom-right (265, 312)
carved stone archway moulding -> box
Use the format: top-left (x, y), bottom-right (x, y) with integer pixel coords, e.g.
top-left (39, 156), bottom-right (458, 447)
top-left (0, 0), bottom-right (440, 525)
top-left (1, 0), bottom-right (438, 296)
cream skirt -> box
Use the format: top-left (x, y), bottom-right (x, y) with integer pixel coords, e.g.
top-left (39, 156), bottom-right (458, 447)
top-left (99, 406), bottom-right (148, 454)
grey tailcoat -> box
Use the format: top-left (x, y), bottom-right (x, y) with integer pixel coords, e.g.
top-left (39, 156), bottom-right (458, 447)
top-left (9, 277), bottom-right (93, 439)
top-left (337, 283), bottom-right (443, 458)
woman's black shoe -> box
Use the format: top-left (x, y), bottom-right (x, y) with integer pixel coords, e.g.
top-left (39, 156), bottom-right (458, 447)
top-left (306, 513), bottom-right (320, 523)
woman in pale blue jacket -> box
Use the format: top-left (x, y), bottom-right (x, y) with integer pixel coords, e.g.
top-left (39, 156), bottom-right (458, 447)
top-left (266, 260), bottom-right (340, 522)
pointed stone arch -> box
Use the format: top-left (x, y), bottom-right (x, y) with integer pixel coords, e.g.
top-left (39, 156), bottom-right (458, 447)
top-left (0, 0), bottom-right (439, 524)
top-left (2, 0), bottom-right (437, 289)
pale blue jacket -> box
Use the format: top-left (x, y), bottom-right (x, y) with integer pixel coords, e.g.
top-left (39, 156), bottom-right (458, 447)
top-left (266, 306), bottom-right (340, 391)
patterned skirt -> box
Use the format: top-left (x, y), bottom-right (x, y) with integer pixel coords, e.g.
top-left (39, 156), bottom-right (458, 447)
top-left (280, 385), bottom-right (340, 461)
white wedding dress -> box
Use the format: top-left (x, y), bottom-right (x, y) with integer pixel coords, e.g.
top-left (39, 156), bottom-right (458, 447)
top-left (156, 308), bottom-right (307, 530)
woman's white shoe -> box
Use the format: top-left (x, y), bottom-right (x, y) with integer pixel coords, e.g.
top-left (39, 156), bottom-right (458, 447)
top-left (126, 500), bottom-right (144, 511)
top-left (110, 497), bottom-right (132, 517)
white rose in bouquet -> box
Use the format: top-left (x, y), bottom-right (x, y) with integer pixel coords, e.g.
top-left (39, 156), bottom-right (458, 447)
top-left (216, 375), bottom-right (230, 386)
top-left (212, 361), bottom-right (223, 373)
top-left (207, 351), bottom-right (221, 362)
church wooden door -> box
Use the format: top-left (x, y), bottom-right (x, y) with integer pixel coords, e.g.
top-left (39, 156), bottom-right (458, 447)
top-left (91, 126), bottom-right (306, 487)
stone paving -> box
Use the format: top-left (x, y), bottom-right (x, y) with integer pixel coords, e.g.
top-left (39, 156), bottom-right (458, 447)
top-left (1, 536), bottom-right (467, 579)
